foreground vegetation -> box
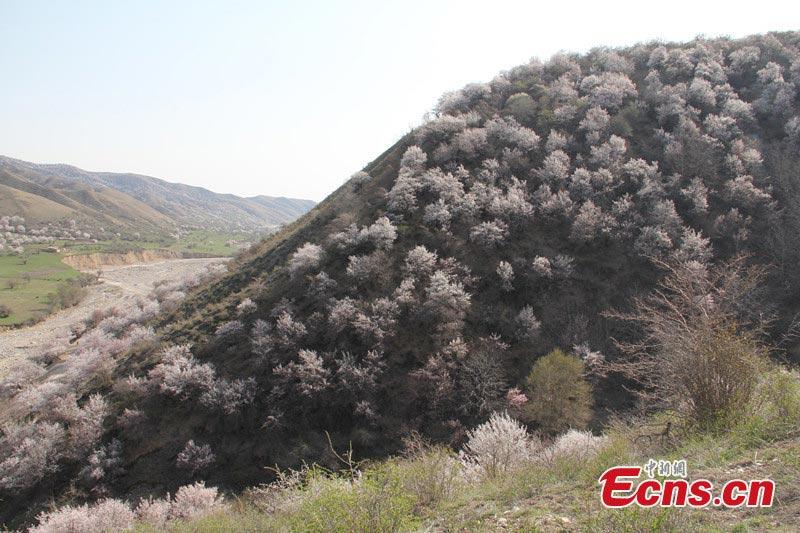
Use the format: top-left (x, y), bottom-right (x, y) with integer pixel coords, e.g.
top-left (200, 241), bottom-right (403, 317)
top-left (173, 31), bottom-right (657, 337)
top-left (25, 362), bottom-right (800, 531)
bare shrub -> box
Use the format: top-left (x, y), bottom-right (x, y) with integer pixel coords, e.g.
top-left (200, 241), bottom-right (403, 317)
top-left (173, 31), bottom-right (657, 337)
top-left (608, 258), bottom-right (769, 428)
top-left (399, 436), bottom-right (462, 507)
top-left (458, 347), bottom-right (507, 419)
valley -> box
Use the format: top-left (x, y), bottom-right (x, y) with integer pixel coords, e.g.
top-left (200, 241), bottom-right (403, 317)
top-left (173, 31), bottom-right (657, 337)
top-left (0, 257), bottom-right (228, 375)
top-left (2, 27), bottom-right (800, 533)
top-left (0, 233), bottom-right (245, 327)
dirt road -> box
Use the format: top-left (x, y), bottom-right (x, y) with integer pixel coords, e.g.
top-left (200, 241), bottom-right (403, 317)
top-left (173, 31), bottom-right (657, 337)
top-left (0, 258), bottom-right (227, 375)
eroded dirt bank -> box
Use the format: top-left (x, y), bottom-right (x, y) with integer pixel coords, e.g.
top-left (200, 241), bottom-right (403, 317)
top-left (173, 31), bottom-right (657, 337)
top-left (61, 249), bottom-right (221, 270)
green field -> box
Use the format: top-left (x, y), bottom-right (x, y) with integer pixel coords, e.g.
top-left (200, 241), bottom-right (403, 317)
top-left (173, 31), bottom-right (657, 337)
top-left (54, 230), bottom-right (258, 257)
top-left (0, 231), bottom-right (256, 326)
top-left (0, 247), bottom-right (82, 326)
top-left (165, 230), bottom-right (257, 255)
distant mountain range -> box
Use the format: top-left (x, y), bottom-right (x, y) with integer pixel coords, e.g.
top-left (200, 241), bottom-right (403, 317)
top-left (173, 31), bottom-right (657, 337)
top-left (0, 156), bottom-right (316, 234)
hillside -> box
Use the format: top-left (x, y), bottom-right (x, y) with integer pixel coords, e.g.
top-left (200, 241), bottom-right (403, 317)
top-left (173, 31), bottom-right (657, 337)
top-left (2, 31), bottom-right (800, 530)
top-left (0, 156), bottom-right (317, 234)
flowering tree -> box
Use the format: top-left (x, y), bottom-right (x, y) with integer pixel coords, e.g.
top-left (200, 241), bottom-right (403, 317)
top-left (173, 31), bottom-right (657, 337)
top-left (516, 306), bottom-right (541, 341)
top-left (403, 245), bottom-right (438, 279)
top-left (589, 135), bottom-right (627, 170)
top-left (272, 350), bottom-right (330, 399)
top-left (350, 170), bottom-right (372, 189)
top-left (462, 411), bottom-right (532, 479)
top-left (176, 440), bottom-right (216, 475)
top-left (148, 346), bottom-right (216, 401)
top-left (496, 261), bottom-right (514, 291)
top-left (579, 72), bottom-right (637, 110)
top-left (51, 393), bottom-right (109, 459)
top-left (288, 242), bottom-right (323, 276)
top-left (423, 271), bottom-right (471, 335)
top-left (469, 220), bottom-right (509, 248)
top-left (570, 200), bottom-right (615, 243)
top-left (0, 420), bottom-right (65, 491)
top-left (388, 146), bottom-right (428, 214)
top-left (275, 311), bottom-right (307, 348)
top-left (535, 150), bottom-right (571, 186)
top-left (579, 107), bottom-right (610, 144)
top-left (485, 116), bottom-right (540, 152)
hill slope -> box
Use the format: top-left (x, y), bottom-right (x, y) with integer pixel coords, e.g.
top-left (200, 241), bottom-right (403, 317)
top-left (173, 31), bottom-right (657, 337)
top-left (0, 156), bottom-right (317, 234)
top-left (2, 30), bottom-right (800, 528)
top-left (158, 28), bottom-right (800, 474)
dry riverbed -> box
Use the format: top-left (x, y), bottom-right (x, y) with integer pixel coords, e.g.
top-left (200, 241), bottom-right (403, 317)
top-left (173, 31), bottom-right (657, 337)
top-left (0, 258), bottom-right (227, 376)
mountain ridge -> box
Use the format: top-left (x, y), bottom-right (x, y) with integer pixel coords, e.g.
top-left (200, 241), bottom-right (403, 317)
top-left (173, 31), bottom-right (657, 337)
top-left (0, 155), bottom-right (317, 233)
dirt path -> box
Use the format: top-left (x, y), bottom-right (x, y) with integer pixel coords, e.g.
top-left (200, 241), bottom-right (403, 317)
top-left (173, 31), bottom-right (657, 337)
top-left (0, 258), bottom-right (228, 375)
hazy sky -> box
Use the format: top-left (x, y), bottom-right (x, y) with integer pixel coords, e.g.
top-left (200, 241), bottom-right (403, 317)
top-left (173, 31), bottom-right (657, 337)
top-left (1, 1), bottom-right (798, 201)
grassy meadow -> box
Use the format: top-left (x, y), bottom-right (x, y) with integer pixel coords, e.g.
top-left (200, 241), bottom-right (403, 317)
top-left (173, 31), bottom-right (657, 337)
top-left (0, 247), bottom-right (82, 326)
top-left (0, 231), bottom-right (256, 326)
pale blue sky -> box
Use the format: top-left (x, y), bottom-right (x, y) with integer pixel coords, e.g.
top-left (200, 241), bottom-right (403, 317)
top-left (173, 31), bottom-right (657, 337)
top-left (1, 1), bottom-right (798, 201)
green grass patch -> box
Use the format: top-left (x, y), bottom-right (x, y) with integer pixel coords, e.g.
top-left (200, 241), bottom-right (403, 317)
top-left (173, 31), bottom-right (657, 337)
top-left (164, 230), bottom-right (256, 256)
top-left (53, 231), bottom-right (257, 257)
top-left (0, 231), bottom-right (255, 325)
top-left (0, 247), bottom-right (83, 326)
